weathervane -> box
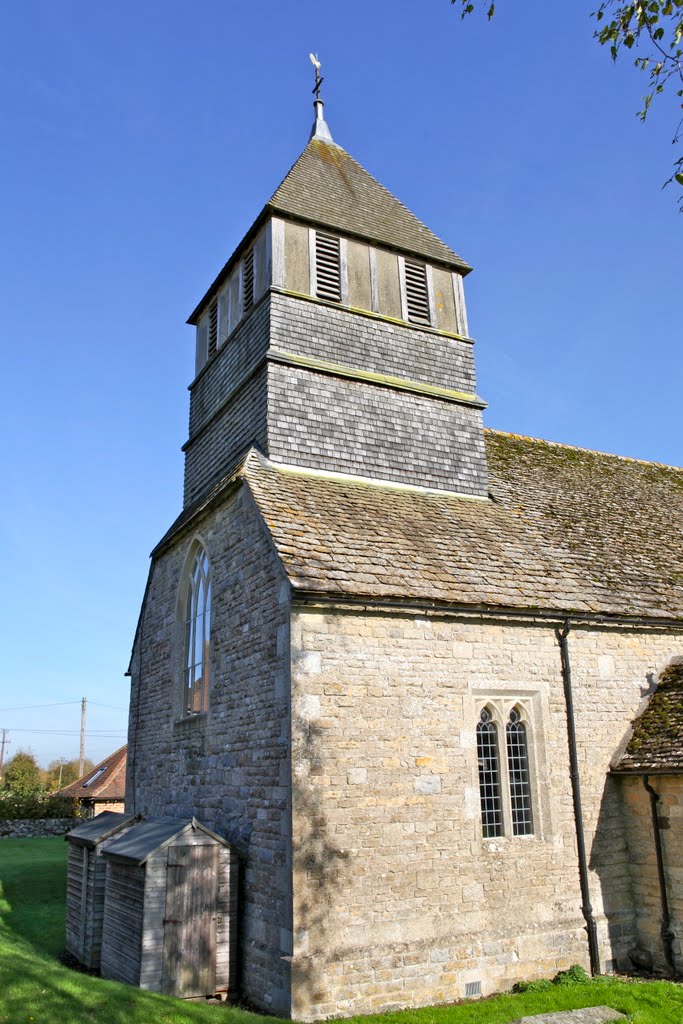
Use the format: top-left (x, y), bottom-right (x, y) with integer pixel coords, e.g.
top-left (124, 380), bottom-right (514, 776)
top-left (309, 53), bottom-right (323, 101)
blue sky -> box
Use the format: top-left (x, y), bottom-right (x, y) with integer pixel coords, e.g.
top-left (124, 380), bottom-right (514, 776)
top-left (0, 0), bottom-right (679, 768)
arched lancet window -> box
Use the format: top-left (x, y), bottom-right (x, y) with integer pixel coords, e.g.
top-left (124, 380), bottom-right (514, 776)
top-left (182, 544), bottom-right (211, 716)
top-left (506, 707), bottom-right (533, 836)
top-left (476, 707), bottom-right (503, 838)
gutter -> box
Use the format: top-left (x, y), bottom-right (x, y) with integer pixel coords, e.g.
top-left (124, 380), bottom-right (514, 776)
top-left (291, 590), bottom-right (683, 632)
top-left (642, 774), bottom-right (677, 973)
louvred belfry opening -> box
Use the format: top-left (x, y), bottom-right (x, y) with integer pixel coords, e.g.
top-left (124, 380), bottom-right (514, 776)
top-left (404, 259), bottom-right (431, 326)
top-left (243, 249), bottom-right (255, 314)
top-left (315, 231), bottom-right (342, 302)
top-left (208, 298), bottom-right (218, 357)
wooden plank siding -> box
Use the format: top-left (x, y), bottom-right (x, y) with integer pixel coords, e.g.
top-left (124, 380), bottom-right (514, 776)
top-left (65, 814), bottom-right (138, 970)
top-left (100, 862), bottom-right (146, 986)
top-left (65, 845), bottom-right (85, 961)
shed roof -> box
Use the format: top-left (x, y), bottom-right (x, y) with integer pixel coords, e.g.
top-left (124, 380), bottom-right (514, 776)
top-left (60, 745), bottom-right (127, 803)
top-left (239, 429), bottom-right (683, 620)
top-left (614, 660), bottom-right (683, 774)
top-left (66, 810), bottom-right (137, 848)
top-left (102, 817), bottom-right (232, 865)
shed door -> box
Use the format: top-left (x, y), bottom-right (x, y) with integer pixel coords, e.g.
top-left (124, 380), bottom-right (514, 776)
top-left (161, 845), bottom-right (219, 997)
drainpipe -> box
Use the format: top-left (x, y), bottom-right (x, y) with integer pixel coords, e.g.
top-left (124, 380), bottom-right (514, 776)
top-left (556, 619), bottom-right (601, 976)
top-left (642, 774), bottom-right (676, 973)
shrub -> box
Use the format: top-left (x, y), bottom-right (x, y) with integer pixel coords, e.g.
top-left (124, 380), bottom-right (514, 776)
top-left (513, 978), bottom-right (554, 993)
top-left (0, 792), bottom-right (82, 820)
top-left (553, 964), bottom-right (591, 986)
top-left (513, 964), bottom-right (591, 993)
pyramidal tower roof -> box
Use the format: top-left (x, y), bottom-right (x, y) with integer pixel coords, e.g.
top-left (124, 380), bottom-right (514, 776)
top-left (267, 101), bottom-right (471, 274)
top-left (189, 93), bottom-right (470, 322)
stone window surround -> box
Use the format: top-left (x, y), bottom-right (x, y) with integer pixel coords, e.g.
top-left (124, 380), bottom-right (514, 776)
top-left (471, 689), bottom-right (547, 842)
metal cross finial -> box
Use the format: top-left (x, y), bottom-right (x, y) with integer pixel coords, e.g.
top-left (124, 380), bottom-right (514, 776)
top-left (309, 53), bottom-right (324, 100)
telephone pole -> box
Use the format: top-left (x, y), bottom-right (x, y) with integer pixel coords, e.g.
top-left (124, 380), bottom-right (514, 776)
top-left (78, 697), bottom-right (87, 777)
top-left (0, 730), bottom-right (9, 785)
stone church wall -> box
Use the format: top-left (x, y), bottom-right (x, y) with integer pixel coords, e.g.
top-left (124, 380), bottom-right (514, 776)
top-left (125, 486), bottom-right (293, 1015)
top-left (289, 606), bottom-right (679, 1020)
top-left (619, 774), bottom-right (683, 972)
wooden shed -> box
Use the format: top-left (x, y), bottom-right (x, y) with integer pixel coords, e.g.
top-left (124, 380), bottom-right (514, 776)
top-left (100, 817), bottom-right (238, 999)
top-left (65, 811), bottom-right (138, 968)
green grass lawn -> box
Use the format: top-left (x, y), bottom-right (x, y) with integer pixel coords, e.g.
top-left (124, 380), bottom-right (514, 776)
top-left (1, 837), bottom-right (681, 1024)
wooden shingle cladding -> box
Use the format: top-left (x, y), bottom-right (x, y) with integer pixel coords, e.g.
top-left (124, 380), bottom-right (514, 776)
top-left (100, 818), bottom-right (238, 999)
top-left (65, 811), bottom-right (137, 969)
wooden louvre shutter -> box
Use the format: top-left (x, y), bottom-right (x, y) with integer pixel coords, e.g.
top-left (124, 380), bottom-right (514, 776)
top-left (218, 287), bottom-right (229, 346)
top-left (243, 249), bottom-right (254, 315)
top-left (208, 298), bottom-right (218, 357)
top-left (315, 232), bottom-right (342, 302)
top-left (404, 259), bottom-right (431, 326)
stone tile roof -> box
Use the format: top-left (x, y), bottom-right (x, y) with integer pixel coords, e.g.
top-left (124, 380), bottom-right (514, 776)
top-left (484, 431), bottom-right (683, 619)
top-left (60, 745), bottom-right (127, 803)
top-left (241, 430), bottom-right (683, 620)
top-left (615, 660), bottom-right (683, 773)
top-left (268, 137), bottom-right (471, 273)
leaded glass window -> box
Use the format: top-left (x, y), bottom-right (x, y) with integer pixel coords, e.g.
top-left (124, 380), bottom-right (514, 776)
top-left (476, 707), bottom-right (503, 838)
top-left (183, 545), bottom-right (211, 716)
top-left (506, 708), bottom-right (533, 836)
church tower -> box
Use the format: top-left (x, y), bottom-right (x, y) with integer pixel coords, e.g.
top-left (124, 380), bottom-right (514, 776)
top-left (183, 97), bottom-right (487, 510)
top-left (127, 86), bottom-right (495, 1019)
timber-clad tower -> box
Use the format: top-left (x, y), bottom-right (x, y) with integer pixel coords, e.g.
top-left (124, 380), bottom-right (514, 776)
top-left (183, 99), bottom-right (487, 508)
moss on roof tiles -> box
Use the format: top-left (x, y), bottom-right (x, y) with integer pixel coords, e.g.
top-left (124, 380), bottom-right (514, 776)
top-left (268, 137), bottom-right (471, 272)
top-left (616, 661), bottom-right (683, 773)
top-left (239, 430), bottom-right (683, 619)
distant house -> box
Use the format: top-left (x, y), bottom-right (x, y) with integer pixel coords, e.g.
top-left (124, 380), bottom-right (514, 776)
top-left (60, 745), bottom-right (127, 817)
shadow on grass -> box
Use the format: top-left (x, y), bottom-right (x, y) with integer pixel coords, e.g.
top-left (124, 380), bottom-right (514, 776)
top-left (0, 925), bottom-right (278, 1024)
top-left (0, 839), bottom-right (276, 1024)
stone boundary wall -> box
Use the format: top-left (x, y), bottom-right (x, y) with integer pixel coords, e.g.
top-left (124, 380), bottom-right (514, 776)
top-left (0, 817), bottom-right (80, 839)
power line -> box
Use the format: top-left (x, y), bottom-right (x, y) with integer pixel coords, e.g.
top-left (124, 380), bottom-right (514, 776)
top-left (1, 728), bottom-right (126, 736)
top-left (0, 699), bottom-right (127, 713)
top-left (0, 700), bottom-right (82, 712)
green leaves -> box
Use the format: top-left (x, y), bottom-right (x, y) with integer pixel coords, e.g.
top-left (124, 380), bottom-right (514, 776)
top-left (454, 0), bottom-right (683, 210)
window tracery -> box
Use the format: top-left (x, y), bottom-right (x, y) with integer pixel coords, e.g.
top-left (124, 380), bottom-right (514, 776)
top-left (475, 700), bottom-right (536, 838)
top-left (181, 544), bottom-right (212, 716)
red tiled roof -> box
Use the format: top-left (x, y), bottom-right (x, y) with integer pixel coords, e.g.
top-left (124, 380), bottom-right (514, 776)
top-left (60, 745), bottom-right (127, 802)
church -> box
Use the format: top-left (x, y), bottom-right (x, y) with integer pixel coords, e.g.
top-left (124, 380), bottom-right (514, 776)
top-left (125, 90), bottom-right (683, 1019)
